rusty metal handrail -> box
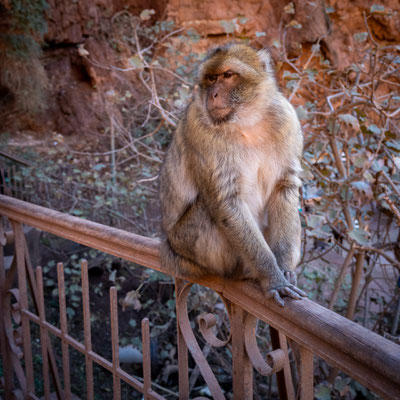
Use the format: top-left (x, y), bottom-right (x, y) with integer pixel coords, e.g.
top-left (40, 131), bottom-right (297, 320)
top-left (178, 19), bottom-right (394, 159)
top-left (0, 194), bottom-right (399, 399)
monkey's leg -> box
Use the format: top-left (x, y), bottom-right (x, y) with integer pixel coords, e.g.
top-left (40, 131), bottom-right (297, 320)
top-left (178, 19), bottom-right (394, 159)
top-left (160, 239), bottom-right (206, 278)
top-left (204, 192), bottom-right (303, 305)
top-left (164, 196), bottom-right (239, 277)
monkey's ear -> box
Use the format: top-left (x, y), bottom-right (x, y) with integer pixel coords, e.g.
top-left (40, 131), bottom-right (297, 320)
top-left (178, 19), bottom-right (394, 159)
top-left (258, 49), bottom-right (274, 74)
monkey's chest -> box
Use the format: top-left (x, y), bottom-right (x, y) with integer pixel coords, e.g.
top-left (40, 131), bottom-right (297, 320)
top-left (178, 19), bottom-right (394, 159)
top-left (239, 152), bottom-right (281, 224)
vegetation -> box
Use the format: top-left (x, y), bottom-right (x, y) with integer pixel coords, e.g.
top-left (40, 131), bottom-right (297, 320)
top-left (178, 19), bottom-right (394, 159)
top-left (1, 3), bottom-right (399, 399)
top-left (0, 0), bottom-right (49, 114)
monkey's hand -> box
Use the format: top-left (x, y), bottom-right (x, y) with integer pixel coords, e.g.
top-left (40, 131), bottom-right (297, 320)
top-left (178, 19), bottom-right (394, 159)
top-left (283, 269), bottom-right (297, 285)
top-left (265, 276), bottom-right (307, 307)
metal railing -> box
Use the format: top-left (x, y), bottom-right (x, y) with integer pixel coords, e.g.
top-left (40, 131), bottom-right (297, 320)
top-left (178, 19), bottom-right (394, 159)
top-left (0, 194), bottom-right (399, 399)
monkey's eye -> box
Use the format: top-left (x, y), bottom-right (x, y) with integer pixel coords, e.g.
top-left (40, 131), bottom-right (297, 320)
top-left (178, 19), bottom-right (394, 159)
top-left (207, 74), bottom-right (217, 83)
top-left (223, 71), bottom-right (234, 79)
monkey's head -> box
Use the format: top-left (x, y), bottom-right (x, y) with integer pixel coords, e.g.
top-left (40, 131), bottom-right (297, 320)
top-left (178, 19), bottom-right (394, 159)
top-left (197, 43), bottom-right (276, 126)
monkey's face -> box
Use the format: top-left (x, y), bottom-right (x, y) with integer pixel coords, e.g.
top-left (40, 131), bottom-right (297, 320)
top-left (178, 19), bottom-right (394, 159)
top-left (198, 44), bottom-right (268, 125)
top-left (203, 70), bottom-right (239, 123)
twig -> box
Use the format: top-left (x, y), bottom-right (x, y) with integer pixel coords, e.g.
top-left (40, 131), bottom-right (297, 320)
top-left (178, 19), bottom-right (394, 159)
top-left (346, 252), bottom-right (366, 320)
top-left (288, 37), bottom-right (325, 102)
top-left (379, 170), bottom-right (400, 198)
top-left (137, 175), bottom-right (159, 184)
top-left (382, 192), bottom-right (400, 226)
top-left (328, 243), bottom-right (356, 310)
top-left (363, 12), bottom-right (379, 48)
top-left (359, 245), bottom-right (400, 271)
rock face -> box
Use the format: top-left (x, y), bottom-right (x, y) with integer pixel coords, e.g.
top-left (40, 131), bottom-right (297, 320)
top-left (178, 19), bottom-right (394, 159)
top-left (168, 0), bottom-right (399, 67)
top-left (46, 0), bottom-right (167, 44)
top-left (1, 0), bottom-right (399, 136)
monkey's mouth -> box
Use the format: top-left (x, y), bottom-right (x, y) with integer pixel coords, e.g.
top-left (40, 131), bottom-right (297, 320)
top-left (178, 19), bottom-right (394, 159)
top-left (208, 107), bottom-right (233, 124)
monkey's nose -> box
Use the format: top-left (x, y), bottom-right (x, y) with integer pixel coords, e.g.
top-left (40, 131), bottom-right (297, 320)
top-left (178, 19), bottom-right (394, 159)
top-left (213, 92), bottom-right (218, 98)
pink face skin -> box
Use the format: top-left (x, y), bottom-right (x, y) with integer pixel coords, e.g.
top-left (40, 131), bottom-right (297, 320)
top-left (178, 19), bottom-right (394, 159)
top-left (204, 70), bottom-right (239, 123)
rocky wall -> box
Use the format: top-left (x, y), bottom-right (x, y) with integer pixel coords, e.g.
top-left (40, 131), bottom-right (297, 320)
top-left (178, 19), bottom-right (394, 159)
top-left (1, 0), bottom-right (399, 136)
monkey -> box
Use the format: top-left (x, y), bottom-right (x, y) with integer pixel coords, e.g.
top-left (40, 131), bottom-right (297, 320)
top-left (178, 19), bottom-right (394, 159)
top-left (159, 43), bottom-right (306, 306)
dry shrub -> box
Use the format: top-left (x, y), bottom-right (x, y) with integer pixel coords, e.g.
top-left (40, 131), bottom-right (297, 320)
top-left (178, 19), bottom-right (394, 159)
top-left (0, 34), bottom-right (49, 115)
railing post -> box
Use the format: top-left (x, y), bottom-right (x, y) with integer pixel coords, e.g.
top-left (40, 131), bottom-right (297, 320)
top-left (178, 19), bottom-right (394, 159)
top-left (57, 262), bottom-right (72, 400)
top-left (299, 346), bottom-right (313, 400)
top-left (231, 303), bottom-right (253, 399)
top-left (36, 267), bottom-right (51, 400)
top-left (0, 219), bottom-right (13, 398)
top-left (12, 220), bottom-right (35, 396)
top-left (81, 260), bottom-right (94, 400)
top-left (270, 327), bottom-right (295, 400)
top-left (110, 286), bottom-right (121, 400)
top-left (175, 278), bottom-right (189, 399)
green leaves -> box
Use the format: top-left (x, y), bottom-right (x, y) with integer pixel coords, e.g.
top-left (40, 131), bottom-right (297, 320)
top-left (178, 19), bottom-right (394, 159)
top-left (283, 71), bottom-right (300, 79)
top-left (284, 2), bottom-right (295, 14)
top-left (370, 4), bottom-right (386, 13)
top-left (306, 68), bottom-right (318, 81)
top-left (296, 106), bottom-right (309, 121)
top-left (71, 209), bottom-right (84, 216)
top-left (93, 163), bottom-right (106, 171)
top-left (128, 55), bottom-right (144, 69)
top-left (351, 154), bottom-right (368, 168)
top-left (306, 215), bottom-right (332, 240)
top-left (307, 214), bottom-right (325, 229)
top-left (129, 319), bottom-right (137, 328)
top-left (394, 157), bottom-right (400, 170)
top-left (385, 141), bottom-right (400, 153)
top-left (338, 114), bottom-right (360, 130)
top-left (286, 20), bottom-right (302, 30)
top-left (348, 228), bottom-right (370, 246)
top-left (218, 17), bottom-right (247, 35)
top-left (220, 21), bottom-right (234, 33)
top-left (367, 124), bottom-right (381, 135)
top-left (351, 181), bottom-right (372, 196)
top-left (315, 384), bottom-right (331, 400)
top-left (140, 9), bottom-right (155, 21)
top-left (354, 32), bottom-right (368, 43)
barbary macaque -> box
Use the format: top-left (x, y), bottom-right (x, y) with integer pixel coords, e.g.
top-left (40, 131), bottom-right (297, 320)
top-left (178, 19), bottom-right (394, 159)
top-left (159, 43), bottom-right (306, 306)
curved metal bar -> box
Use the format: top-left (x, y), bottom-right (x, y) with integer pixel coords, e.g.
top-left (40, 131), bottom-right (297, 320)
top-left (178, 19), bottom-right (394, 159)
top-left (176, 282), bottom-right (225, 400)
top-left (198, 313), bottom-right (230, 348)
top-left (198, 293), bottom-right (232, 348)
top-left (244, 313), bottom-right (286, 376)
top-left (12, 389), bottom-right (25, 400)
top-left (3, 288), bottom-right (29, 398)
top-left (4, 289), bottom-right (23, 359)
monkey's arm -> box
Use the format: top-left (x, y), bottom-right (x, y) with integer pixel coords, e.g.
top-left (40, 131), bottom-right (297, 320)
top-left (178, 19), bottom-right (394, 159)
top-left (264, 170), bottom-right (302, 285)
top-left (198, 164), bottom-right (305, 305)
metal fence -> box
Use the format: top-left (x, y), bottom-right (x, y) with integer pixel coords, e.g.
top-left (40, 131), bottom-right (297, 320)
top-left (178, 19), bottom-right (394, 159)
top-left (0, 194), bottom-right (399, 399)
top-left (0, 151), bottom-right (32, 201)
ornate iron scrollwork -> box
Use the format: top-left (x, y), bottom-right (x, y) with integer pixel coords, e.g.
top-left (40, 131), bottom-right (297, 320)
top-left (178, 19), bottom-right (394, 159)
top-left (244, 313), bottom-right (286, 376)
top-left (176, 280), bottom-right (288, 398)
top-left (4, 288), bottom-right (23, 359)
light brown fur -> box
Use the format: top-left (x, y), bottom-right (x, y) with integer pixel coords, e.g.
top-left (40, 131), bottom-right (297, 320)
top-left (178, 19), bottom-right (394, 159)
top-left (159, 43), bottom-right (306, 306)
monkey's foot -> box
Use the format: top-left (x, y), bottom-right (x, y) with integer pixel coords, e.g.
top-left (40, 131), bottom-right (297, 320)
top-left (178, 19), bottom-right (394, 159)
top-left (268, 284), bottom-right (307, 307)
